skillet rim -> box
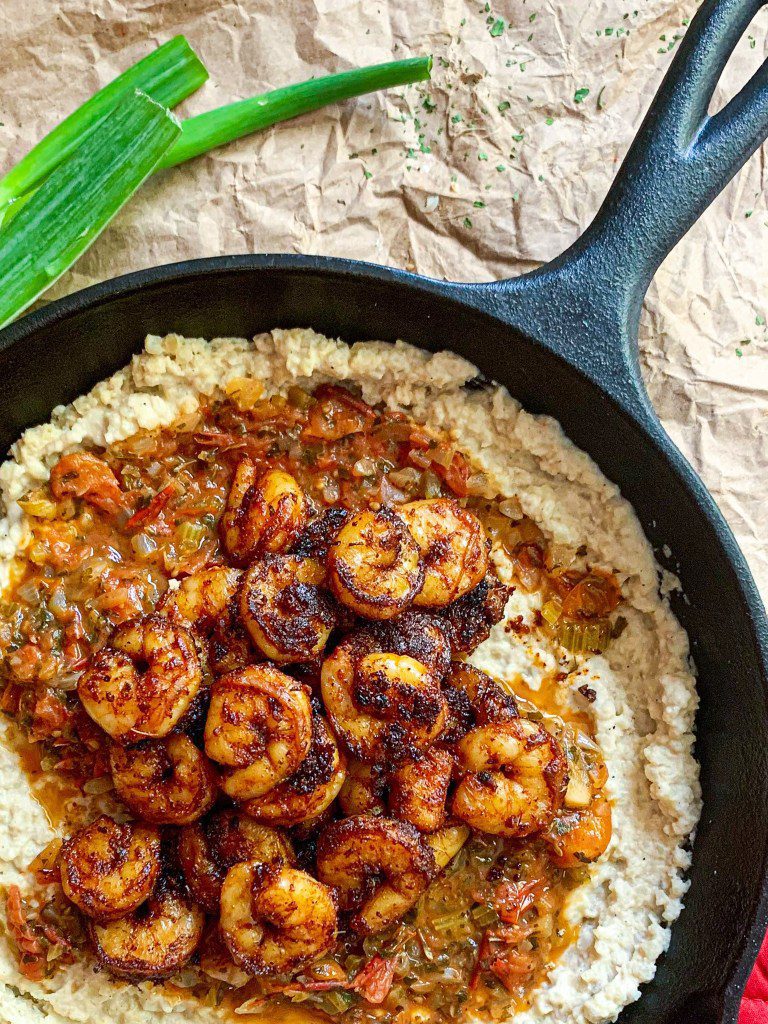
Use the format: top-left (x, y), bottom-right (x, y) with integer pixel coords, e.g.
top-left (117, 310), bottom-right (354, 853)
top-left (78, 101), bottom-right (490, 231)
top-left (1, 251), bottom-right (767, 1021)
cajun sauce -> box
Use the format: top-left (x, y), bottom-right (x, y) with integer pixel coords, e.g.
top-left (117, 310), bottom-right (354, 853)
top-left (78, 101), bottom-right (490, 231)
top-left (0, 378), bottom-right (618, 1021)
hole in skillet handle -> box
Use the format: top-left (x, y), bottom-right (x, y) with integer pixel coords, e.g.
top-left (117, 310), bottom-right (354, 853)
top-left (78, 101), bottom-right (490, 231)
top-left (458, 0), bottom-right (768, 422)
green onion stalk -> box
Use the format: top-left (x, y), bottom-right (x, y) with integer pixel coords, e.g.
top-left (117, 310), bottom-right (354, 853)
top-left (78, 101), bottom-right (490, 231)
top-left (0, 47), bottom-right (432, 326)
top-left (0, 91), bottom-right (181, 328)
top-left (160, 55), bottom-right (432, 168)
top-left (0, 36), bottom-right (207, 218)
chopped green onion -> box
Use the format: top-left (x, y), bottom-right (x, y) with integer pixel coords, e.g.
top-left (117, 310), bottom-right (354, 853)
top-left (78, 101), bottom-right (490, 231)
top-left (1, 55), bottom-right (431, 234)
top-left (159, 56), bottom-right (433, 169)
top-left (0, 90), bottom-right (181, 329)
top-left (0, 36), bottom-right (206, 215)
top-left (0, 189), bottom-right (35, 231)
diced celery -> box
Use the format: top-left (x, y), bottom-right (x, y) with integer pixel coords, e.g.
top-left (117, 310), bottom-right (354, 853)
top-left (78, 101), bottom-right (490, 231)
top-left (557, 619), bottom-right (612, 654)
top-left (432, 909), bottom-right (469, 932)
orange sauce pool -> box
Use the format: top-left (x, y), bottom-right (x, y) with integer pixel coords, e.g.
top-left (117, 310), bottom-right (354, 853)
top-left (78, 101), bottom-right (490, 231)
top-left (6, 722), bottom-right (81, 829)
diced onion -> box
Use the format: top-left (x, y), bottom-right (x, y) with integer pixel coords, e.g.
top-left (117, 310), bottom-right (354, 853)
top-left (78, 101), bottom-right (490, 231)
top-left (16, 579), bottom-right (41, 604)
top-left (387, 466), bottom-right (420, 490)
top-left (83, 776), bottom-right (115, 795)
top-left (380, 477), bottom-right (407, 504)
top-left (498, 496), bottom-right (523, 520)
top-left (564, 746), bottom-right (592, 809)
top-left (131, 532), bottom-right (157, 558)
top-left (466, 471), bottom-right (491, 496)
top-left (430, 446), bottom-right (454, 468)
top-left (225, 377), bottom-right (265, 411)
top-left (353, 457), bottom-right (377, 478)
top-left (322, 479), bottom-right (341, 503)
top-left (422, 470), bottom-right (442, 498)
top-left (28, 838), bottom-right (62, 875)
top-left (52, 671), bottom-right (82, 692)
top-left (287, 385), bottom-right (315, 410)
top-left (171, 968), bottom-right (200, 989)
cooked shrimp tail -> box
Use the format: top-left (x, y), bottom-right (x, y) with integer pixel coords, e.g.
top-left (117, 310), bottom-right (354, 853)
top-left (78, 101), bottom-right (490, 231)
top-left (316, 816), bottom-right (435, 934)
top-left (220, 861), bottom-right (337, 974)
top-left (60, 816), bottom-right (161, 922)
top-left (78, 614), bottom-right (202, 741)
top-left (89, 876), bottom-right (204, 980)
top-left (328, 506), bottom-right (423, 620)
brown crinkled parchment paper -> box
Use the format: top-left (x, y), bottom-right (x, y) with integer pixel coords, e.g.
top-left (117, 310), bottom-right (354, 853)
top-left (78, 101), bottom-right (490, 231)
top-left (0, 0), bottom-right (766, 592)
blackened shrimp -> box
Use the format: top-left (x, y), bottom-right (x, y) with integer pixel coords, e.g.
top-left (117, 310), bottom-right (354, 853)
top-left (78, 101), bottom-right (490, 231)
top-left (292, 505), bottom-right (350, 559)
top-left (339, 760), bottom-right (386, 817)
top-left (445, 663), bottom-right (519, 726)
top-left (178, 811), bottom-right (294, 913)
top-left (438, 572), bottom-right (510, 655)
top-left (155, 535), bottom-right (247, 674)
top-left (373, 610), bottom-right (452, 681)
top-left (321, 630), bottom-right (447, 762)
top-left (59, 816), bottom-right (161, 922)
top-left (399, 499), bottom-right (489, 606)
top-left (109, 735), bottom-right (218, 825)
top-left (316, 816), bottom-right (435, 934)
top-left (78, 614), bottom-right (202, 742)
top-left (240, 555), bottom-right (336, 663)
top-left (208, 615), bottom-right (258, 676)
top-left (357, 824), bottom-right (471, 926)
top-left (222, 461), bottom-right (307, 564)
top-left (159, 566), bottom-right (242, 634)
top-left (89, 877), bottom-right (204, 980)
top-left (220, 861), bottom-right (337, 974)
top-left (327, 506), bottom-right (423, 620)
top-left (388, 747), bottom-right (454, 833)
top-left (243, 715), bottom-right (346, 826)
top-left (204, 665), bottom-right (313, 800)
top-left (452, 719), bottom-right (568, 838)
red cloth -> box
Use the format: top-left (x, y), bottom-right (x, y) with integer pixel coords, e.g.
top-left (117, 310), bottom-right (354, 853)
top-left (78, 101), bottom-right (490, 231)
top-left (740, 931), bottom-right (768, 1024)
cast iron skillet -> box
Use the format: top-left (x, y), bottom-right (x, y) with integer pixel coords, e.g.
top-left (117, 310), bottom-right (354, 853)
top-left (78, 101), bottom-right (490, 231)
top-left (0, 0), bottom-right (767, 1020)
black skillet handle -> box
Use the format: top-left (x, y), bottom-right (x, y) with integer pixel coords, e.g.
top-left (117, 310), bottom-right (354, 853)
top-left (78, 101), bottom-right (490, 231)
top-left (471, 0), bottom-right (768, 416)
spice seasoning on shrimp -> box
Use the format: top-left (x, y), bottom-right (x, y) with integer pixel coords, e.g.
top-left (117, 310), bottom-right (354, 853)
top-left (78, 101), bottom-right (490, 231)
top-left (1, 374), bottom-right (617, 1021)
